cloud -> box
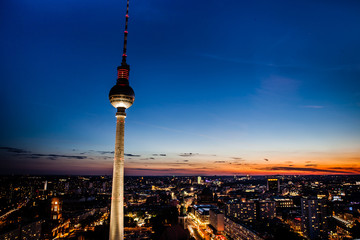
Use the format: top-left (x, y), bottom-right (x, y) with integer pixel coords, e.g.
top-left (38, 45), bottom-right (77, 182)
top-left (233, 163), bottom-right (258, 166)
top-left (301, 105), bottom-right (325, 109)
top-left (124, 153), bottom-right (141, 157)
top-left (0, 147), bottom-right (29, 154)
top-left (329, 167), bottom-right (360, 173)
top-left (79, 150), bottom-right (114, 155)
top-left (96, 151), bottom-right (114, 155)
top-left (258, 166), bottom-right (351, 174)
top-left (183, 160), bottom-right (189, 162)
top-left (29, 154), bottom-right (87, 160)
top-left (152, 154), bottom-right (166, 156)
top-left (0, 146), bottom-right (89, 161)
top-left (214, 161), bottom-right (225, 163)
top-left (305, 164), bottom-right (318, 167)
top-left (232, 157), bottom-right (245, 161)
top-left (179, 153), bottom-right (198, 157)
top-left (168, 163), bottom-right (190, 166)
top-left (264, 158), bottom-right (269, 161)
top-left (126, 168), bottom-right (189, 172)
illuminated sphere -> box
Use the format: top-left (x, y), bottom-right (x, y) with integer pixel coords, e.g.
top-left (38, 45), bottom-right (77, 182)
top-left (109, 84), bottom-right (135, 109)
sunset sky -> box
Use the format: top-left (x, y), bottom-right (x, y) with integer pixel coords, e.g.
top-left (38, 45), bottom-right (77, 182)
top-left (1, 0), bottom-right (360, 175)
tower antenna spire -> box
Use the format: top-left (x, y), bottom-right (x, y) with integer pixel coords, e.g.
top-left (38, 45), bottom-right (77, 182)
top-left (122, 0), bottom-right (130, 65)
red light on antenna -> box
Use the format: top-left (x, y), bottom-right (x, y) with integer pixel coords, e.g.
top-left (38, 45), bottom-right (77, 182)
top-left (122, 54), bottom-right (127, 57)
top-left (124, 31), bottom-right (128, 34)
top-left (118, 68), bottom-right (129, 79)
top-left (126, 14), bottom-right (129, 18)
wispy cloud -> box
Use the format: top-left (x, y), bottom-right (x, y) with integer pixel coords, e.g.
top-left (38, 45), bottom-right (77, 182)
top-left (0, 147), bottom-right (29, 154)
top-left (179, 153), bottom-right (199, 157)
top-left (28, 154), bottom-right (87, 160)
top-left (301, 105), bottom-right (325, 109)
top-left (124, 153), bottom-right (141, 157)
top-left (305, 164), bottom-right (318, 167)
top-left (257, 166), bottom-right (352, 174)
top-left (0, 147), bottom-right (87, 160)
top-left (329, 167), bottom-right (360, 173)
top-left (96, 151), bottom-right (114, 155)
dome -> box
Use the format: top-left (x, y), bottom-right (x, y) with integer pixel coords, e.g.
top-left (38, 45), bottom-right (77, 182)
top-left (109, 84), bottom-right (135, 109)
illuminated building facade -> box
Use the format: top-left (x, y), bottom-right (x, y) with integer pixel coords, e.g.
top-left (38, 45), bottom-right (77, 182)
top-left (273, 196), bottom-right (294, 208)
top-left (209, 209), bottom-right (225, 232)
top-left (267, 178), bottom-right (280, 193)
top-left (301, 197), bottom-right (328, 239)
top-left (0, 220), bottom-right (44, 240)
top-left (257, 200), bottom-right (276, 220)
top-left (224, 217), bottom-right (263, 240)
top-left (193, 204), bottom-right (217, 224)
top-left (226, 200), bottom-right (257, 222)
top-left (51, 197), bottom-right (62, 220)
top-left (108, 0), bottom-right (135, 239)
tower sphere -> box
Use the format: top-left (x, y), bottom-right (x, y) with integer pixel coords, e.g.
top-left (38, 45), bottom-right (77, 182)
top-left (109, 84), bottom-right (135, 109)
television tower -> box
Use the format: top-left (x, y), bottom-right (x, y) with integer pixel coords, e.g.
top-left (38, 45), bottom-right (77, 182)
top-left (108, 0), bottom-right (134, 239)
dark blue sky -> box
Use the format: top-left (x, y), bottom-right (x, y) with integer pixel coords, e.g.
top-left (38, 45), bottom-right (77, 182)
top-left (1, 0), bottom-right (360, 175)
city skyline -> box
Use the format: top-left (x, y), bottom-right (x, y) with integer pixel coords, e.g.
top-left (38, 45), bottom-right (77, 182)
top-left (1, 0), bottom-right (360, 176)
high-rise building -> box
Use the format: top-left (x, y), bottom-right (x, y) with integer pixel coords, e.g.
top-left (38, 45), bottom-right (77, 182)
top-left (209, 209), bottom-right (225, 232)
top-left (257, 200), bottom-right (276, 220)
top-left (226, 200), bottom-right (257, 222)
top-left (273, 196), bottom-right (294, 208)
top-left (51, 197), bottom-right (62, 220)
top-left (301, 197), bottom-right (328, 239)
top-left (224, 217), bottom-right (264, 240)
top-left (44, 180), bottom-right (48, 191)
top-left (267, 178), bottom-right (280, 193)
top-left (108, 0), bottom-right (135, 239)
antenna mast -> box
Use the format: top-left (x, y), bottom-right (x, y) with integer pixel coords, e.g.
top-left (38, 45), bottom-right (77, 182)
top-left (122, 0), bottom-right (130, 65)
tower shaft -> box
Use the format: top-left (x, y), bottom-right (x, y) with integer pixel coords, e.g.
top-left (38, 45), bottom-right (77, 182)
top-left (109, 108), bottom-right (126, 240)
